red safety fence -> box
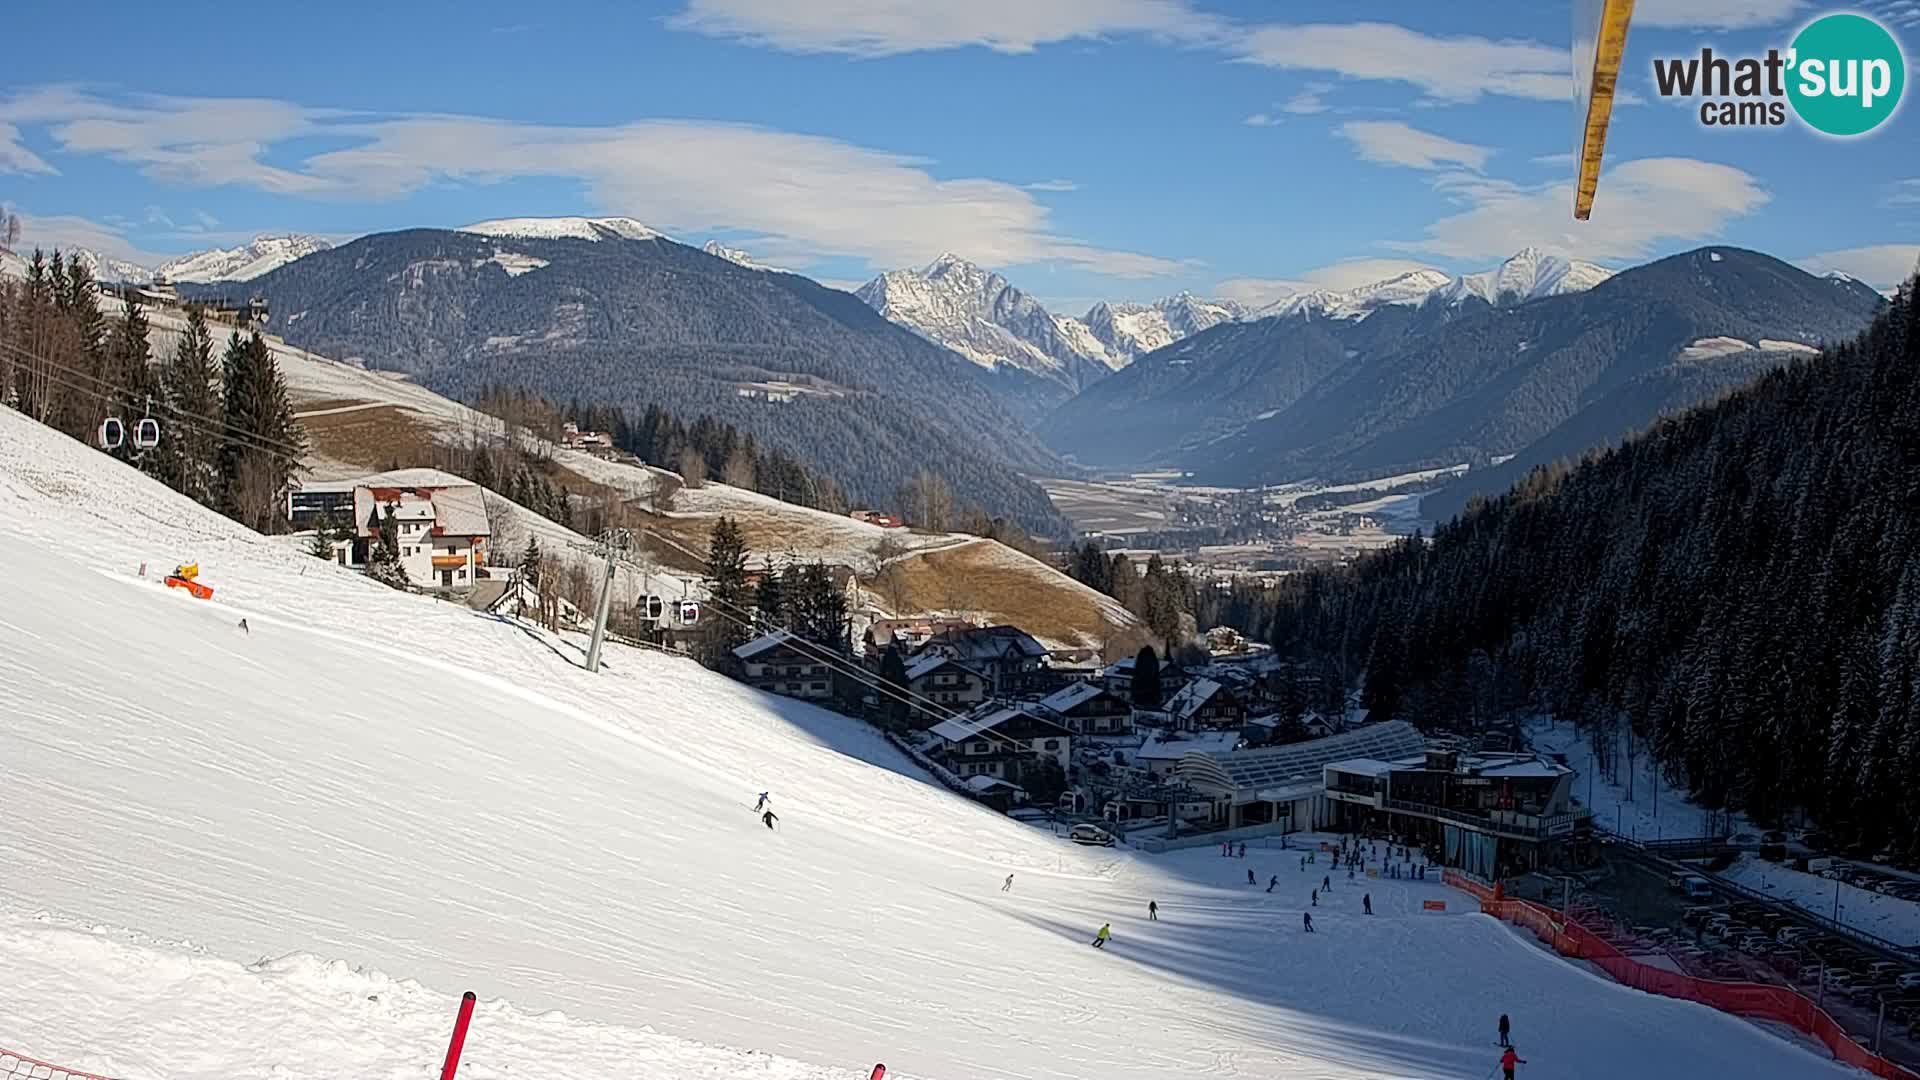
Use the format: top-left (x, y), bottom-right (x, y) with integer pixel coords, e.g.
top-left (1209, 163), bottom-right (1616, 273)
top-left (1, 1048), bottom-right (117, 1080)
top-left (1443, 871), bottom-right (1920, 1080)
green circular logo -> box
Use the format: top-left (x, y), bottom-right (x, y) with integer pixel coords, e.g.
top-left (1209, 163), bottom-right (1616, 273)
top-left (1787, 13), bottom-right (1905, 136)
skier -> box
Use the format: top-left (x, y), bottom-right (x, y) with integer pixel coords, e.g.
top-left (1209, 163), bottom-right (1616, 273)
top-left (1237, 842), bottom-right (1246, 858)
top-left (1303, 911), bottom-right (1315, 933)
top-left (1092, 923), bottom-right (1112, 949)
top-left (1247, 868), bottom-right (1257, 885)
top-left (1221, 842), bottom-right (1230, 857)
top-left (1311, 889), bottom-right (1318, 906)
top-left (1148, 900), bottom-right (1158, 921)
top-left (1299, 856), bottom-right (1306, 871)
top-left (1267, 875), bottom-right (1278, 893)
top-left (237, 617), bottom-right (249, 634)
top-left (1499, 1046), bottom-right (1525, 1080)
top-left (761, 809), bottom-right (778, 830)
top-left (1002, 873), bottom-right (1014, 893)
top-left (1497, 1014), bottom-right (1511, 1048)
top-left (1363, 893), bottom-right (1372, 915)
top-left (1323, 875), bottom-right (1331, 891)
top-left (753, 792), bottom-right (770, 812)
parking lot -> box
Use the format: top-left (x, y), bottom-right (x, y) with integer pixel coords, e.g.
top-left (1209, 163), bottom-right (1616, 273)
top-left (1540, 849), bottom-right (1920, 1070)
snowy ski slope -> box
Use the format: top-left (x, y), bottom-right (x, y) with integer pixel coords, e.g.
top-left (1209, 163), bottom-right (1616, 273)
top-left (0, 408), bottom-right (1848, 1080)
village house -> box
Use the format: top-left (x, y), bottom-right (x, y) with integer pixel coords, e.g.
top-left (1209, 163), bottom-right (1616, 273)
top-left (912, 625), bottom-right (1050, 695)
top-left (928, 704), bottom-right (1073, 783)
top-left (291, 470), bottom-right (492, 592)
top-left (733, 630), bottom-right (834, 701)
top-left (1164, 677), bottom-right (1249, 731)
top-left (1037, 681), bottom-right (1134, 737)
top-left (560, 421), bottom-right (615, 455)
top-left (850, 509), bottom-right (907, 528)
top-left (866, 614), bottom-right (980, 655)
top-left (902, 654), bottom-right (990, 724)
top-left (1133, 729), bottom-right (1242, 779)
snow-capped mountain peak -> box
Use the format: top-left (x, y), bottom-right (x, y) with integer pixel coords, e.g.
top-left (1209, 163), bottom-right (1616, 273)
top-left (701, 240), bottom-right (787, 273)
top-left (856, 255), bottom-right (1243, 387)
top-left (460, 217), bottom-right (666, 243)
top-left (1255, 251), bottom-right (1613, 323)
top-left (155, 235), bottom-right (333, 283)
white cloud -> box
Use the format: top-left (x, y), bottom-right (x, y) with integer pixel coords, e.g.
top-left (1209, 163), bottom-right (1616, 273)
top-left (1387, 157), bottom-right (1770, 262)
top-left (1338, 121), bottom-right (1492, 171)
top-left (665, 0), bottom-right (1225, 56)
top-left (8, 209), bottom-right (169, 266)
top-left (0, 89), bottom-right (1185, 279)
top-left (1231, 22), bottom-right (1568, 102)
top-left (1530, 152), bottom-right (1577, 167)
top-left (1243, 112), bottom-right (1281, 127)
top-left (0, 121), bottom-right (55, 175)
top-left (1799, 244), bottom-right (1920, 288)
top-left (1216, 257), bottom-right (1441, 308)
top-left (1024, 179), bottom-right (1079, 191)
top-left (1281, 82), bottom-right (1333, 115)
top-left (1883, 179), bottom-right (1920, 207)
top-left (1631, 0), bottom-right (1805, 29)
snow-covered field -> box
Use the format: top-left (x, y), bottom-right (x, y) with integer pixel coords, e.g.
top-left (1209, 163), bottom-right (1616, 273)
top-left (1724, 856), bottom-right (1920, 949)
top-left (0, 409), bottom-right (1865, 1080)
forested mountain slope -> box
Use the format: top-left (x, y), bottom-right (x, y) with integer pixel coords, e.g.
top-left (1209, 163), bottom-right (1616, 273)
top-left (212, 228), bottom-right (1069, 534)
top-left (1262, 278), bottom-right (1920, 854)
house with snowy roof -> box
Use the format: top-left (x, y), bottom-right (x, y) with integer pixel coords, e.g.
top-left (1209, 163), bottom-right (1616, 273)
top-left (1037, 681), bottom-right (1134, 737)
top-left (733, 630), bottom-right (834, 701)
top-left (1164, 677), bottom-right (1248, 731)
top-left (901, 654), bottom-right (990, 725)
top-left (912, 625), bottom-right (1050, 694)
top-left (927, 704), bottom-right (1072, 783)
top-left (293, 469), bottom-right (492, 592)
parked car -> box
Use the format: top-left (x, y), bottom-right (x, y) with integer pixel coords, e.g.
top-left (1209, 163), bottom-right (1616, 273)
top-left (1682, 875), bottom-right (1715, 900)
top-left (1069, 823), bottom-right (1114, 846)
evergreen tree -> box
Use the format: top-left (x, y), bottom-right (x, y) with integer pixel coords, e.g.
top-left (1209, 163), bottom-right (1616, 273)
top-left (218, 332), bottom-right (305, 532)
top-left (365, 505), bottom-right (411, 590)
top-left (1132, 645), bottom-right (1163, 709)
top-left (106, 292), bottom-right (161, 476)
top-left (879, 642), bottom-right (911, 731)
top-left (308, 510), bottom-right (339, 560)
top-left (522, 536), bottom-right (543, 588)
top-left (159, 305), bottom-right (221, 505)
top-left (703, 516), bottom-right (753, 665)
top-left (756, 557), bottom-right (789, 629)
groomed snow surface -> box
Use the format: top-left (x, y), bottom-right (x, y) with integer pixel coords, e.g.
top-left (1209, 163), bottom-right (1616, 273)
top-left (0, 408), bottom-right (1857, 1079)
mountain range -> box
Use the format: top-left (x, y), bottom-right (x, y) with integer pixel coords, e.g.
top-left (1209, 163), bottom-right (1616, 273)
top-left (43, 235), bottom-right (336, 286)
top-left (1046, 248), bottom-right (1885, 503)
top-left (201, 224), bottom-right (1072, 535)
top-left (855, 254), bottom-right (1239, 395)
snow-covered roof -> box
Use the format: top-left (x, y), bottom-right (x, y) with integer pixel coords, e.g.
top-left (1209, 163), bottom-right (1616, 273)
top-left (1040, 681), bottom-right (1111, 713)
top-left (389, 497), bottom-right (436, 521)
top-left (904, 654), bottom-right (978, 682)
top-left (928, 705), bottom-right (1069, 745)
top-left (918, 625), bottom-right (1048, 663)
top-left (733, 629), bottom-right (802, 661)
top-left (963, 774), bottom-right (1024, 795)
top-left (428, 484), bottom-right (491, 538)
top-left (1136, 730), bottom-right (1240, 761)
top-left (1166, 678), bottom-right (1225, 720)
top-left (1469, 757), bottom-right (1571, 780)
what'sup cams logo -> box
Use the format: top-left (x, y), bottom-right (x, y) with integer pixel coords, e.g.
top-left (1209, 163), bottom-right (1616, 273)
top-left (1652, 11), bottom-right (1906, 135)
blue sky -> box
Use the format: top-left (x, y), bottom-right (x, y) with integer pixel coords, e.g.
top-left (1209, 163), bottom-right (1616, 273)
top-left (2, 0), bottom-right (1916, 310)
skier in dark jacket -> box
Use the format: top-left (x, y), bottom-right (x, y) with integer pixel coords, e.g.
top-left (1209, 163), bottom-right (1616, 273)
top-left (1498, 1014), bottom-right (1511, 1047)
top-left (1247, 868), bottom-right (1257, 885)
top-left (1303, 911), bottom-right (1315, 932)
top-left (1148, 900), bottom-right (1158, 920)
top-left (761, 810), bottom-right (778, 830)
top-left (1363, 893), bottom-right (1373, 915)
top-left (1323, 875), bottom-right (1331, 891)
top-left (1267, 875), bottom-right (1278, 893)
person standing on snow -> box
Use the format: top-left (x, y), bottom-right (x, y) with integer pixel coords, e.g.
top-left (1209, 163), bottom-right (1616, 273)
top-left (761, 809), bottom-right (778, 830)
top-left (1303, 911), bottom-right (1315, 933)
top-left (1237, 842), bottom-right (1246, 858)
top-left (1092, 923), bottom-right (1112, 949)
top-left (1363, 893), bottom-right (1372, 915)
top-left (237, 618), bottom-right (249, 634)
top-left (1311, 889), bottom-right (1318, 906)
top-left (1002, 873), bottom-right (1014, 893)
top-left (1497, 1014), bottom-right (1511, 1047)
top-left (1148, 901), bottom-right (1158, 921)
top-left (1323, 874), bottom-right (1331, 891)
top-left (1267, 875), bottom-right (1278, 893)
top-left (1247, 868), bottom-right (1257, 885)
top-left (1499, 1046), bottom-right (1525, 1079)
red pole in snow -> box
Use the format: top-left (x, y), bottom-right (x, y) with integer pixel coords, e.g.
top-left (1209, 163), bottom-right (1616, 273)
top-left (870, 1066), bottom-right (886, 1080)
top-left (441, 991), bottom-right (477, 1080)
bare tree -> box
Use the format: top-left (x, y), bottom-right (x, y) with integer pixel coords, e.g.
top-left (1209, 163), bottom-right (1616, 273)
top-left (677, 447), bottom-right (708, 488)
top-left (722, 446), bottom-right (756, 489)
top-left (482, 492), bottom-right (515, 565)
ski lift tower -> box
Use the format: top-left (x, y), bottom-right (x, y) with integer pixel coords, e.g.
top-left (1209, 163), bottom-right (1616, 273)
top-left (1572, 0), bottom-right (1637, 220)
top-left (571, 526), bottom-right (637, 674)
